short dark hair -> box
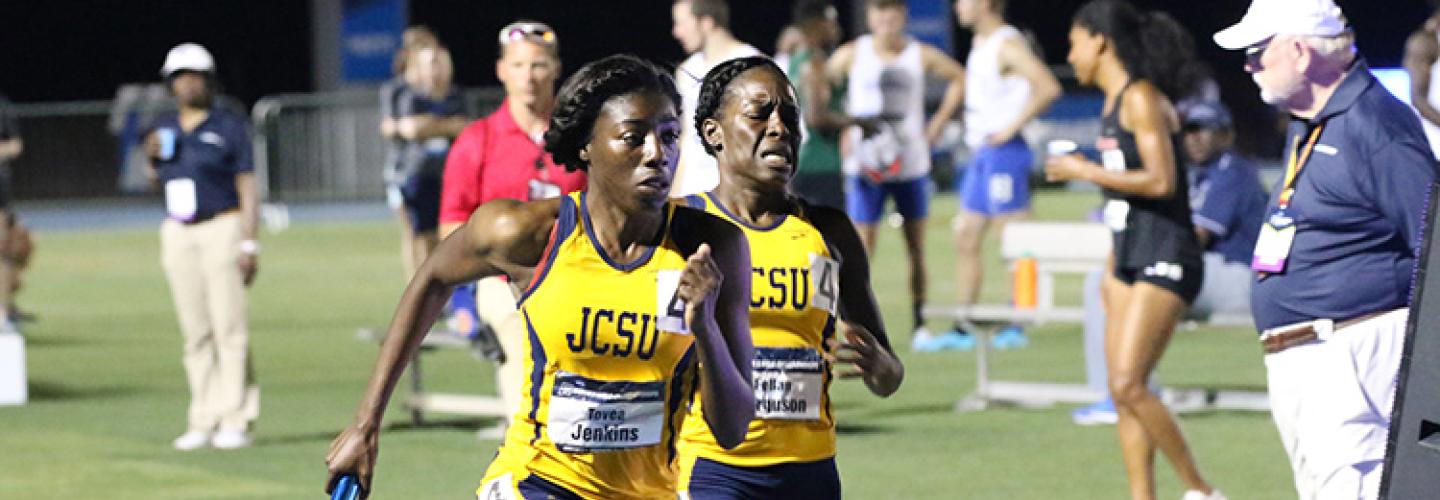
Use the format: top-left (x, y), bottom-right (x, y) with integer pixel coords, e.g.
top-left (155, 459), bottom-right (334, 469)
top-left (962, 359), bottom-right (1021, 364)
top-left (792, 0), bottom-right (831, 24)
top-left (866, 0), bottom-right (906, 10)
top-left (683, 0), bottom-right (731, 30)
top-left (693, 56), bottom-right (790, 156)
top-left (544, 55), bottom-right (681, 171)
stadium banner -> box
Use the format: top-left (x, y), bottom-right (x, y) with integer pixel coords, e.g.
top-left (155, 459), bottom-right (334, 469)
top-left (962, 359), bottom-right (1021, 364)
top-left (341, 0), bottom-right (407, 83)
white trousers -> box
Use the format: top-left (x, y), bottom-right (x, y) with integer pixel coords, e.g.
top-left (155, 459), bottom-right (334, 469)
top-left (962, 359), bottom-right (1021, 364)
top-left (475, 277), bottom-right (523, 424)
top-left (1264, 308), bottom-right (1407, 500)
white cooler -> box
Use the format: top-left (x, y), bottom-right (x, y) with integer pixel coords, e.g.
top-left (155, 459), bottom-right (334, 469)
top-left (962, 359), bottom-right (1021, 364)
top-left (0, 333), bottom-right (26, 406)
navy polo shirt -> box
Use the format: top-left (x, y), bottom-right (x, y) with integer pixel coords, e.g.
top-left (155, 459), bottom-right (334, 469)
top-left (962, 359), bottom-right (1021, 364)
top-left (1189, 151), bottom-right (1267, 264)
top-left (153, 106), bottom-right (253, 221)
top-left (1251, 60), bottom-right (1440, 331)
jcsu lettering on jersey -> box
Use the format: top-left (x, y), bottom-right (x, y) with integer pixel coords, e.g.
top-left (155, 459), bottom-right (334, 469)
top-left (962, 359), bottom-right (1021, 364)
top-left (751, 266), bottom-right (811, 310)
top-left (565, 307), bottom-right (663, 360)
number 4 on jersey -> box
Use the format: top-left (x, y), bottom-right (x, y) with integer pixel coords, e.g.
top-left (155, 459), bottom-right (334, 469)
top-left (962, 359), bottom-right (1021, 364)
top-left (656, 270), bottom-right (690, 334)
top-left (809, 254), bottom-right (839, 316)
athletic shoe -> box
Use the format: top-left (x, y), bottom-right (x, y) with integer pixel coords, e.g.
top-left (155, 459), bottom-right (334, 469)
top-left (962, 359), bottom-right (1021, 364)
top-left (1071, 398), bottom-right (1119, 426)
top-left (210, 430), bottom-right (253, 450)
top-left (913, 328), bottom-right (976, 352)
top-left (910, 326), bottom-right (935, 351)
top-left (1181, 489), bottom-right (1227, 500)
top-left (172, 431), bottom-right (211, 451)
top-left (991, 326), bottom-right (1029, 350)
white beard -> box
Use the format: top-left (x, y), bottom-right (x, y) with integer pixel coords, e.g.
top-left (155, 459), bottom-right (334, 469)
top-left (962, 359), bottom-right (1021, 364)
top-left (1255, 73), bottom-right (1302, 106)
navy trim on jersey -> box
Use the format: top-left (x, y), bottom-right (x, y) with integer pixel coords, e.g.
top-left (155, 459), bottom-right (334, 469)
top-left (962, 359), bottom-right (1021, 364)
top-left (666, 344), bottom-right (697, 463)
top-left (684, 194), bottom-right (706, 209)
top-left (820, 315), bottom-right (837, 424)
top-left (524, 310), bottom-right (549, 446)
top-left (580, 191), bottom-right (662, 272)
top-left (518, 195), bottom-right (579, 307)
top-left (705, 192), bottom-right (787, 231)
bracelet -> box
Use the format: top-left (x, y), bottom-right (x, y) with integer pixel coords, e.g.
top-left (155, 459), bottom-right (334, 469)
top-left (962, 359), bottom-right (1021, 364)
top-left (239, 239), bottom-right (260, 255)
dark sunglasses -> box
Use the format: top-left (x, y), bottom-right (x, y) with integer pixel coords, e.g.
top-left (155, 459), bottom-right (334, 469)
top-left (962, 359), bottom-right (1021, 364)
top-left (1245, 37), bottom-right (1273, 71)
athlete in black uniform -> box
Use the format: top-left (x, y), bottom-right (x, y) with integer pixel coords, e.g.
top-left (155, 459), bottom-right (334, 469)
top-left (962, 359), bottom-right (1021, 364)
top-left (1044, 2), bottom-right (1223, 500)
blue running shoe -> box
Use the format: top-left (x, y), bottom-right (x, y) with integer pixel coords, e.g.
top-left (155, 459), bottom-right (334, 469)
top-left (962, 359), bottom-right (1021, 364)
top-left (991, 325), bottom-right (1029, 350)
top-left (914, 327), bottom-right (976, 352)
top-left (1072, 398), bottom-right (1118, 426)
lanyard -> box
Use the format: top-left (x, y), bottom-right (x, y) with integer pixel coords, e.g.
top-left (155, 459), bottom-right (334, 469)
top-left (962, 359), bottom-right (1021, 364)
top-left (1277, 124), bottom-right (1325, 209)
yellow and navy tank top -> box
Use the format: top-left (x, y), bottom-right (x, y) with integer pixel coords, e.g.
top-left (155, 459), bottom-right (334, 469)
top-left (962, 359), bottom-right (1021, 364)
top-left (480, 192), bottom-right (698, 500)
top-left (677, 192), bottom-right (839, 471)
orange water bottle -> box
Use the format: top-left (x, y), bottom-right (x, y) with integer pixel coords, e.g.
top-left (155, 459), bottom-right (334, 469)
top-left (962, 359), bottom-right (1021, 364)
top-left (1013, 254), bottom-right (1038, 309)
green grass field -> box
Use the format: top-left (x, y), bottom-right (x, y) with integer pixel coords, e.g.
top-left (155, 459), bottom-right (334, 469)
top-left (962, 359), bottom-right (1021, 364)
top-left (0, 191), bottom-right (1294, 499)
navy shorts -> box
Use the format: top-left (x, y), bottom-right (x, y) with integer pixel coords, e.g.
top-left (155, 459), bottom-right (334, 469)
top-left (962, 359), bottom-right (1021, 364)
top-left (399, 173), bottom-right (441, 233)
top-left (684, 456), bottom-right (840, 500)
top-left (958, 137), bottom-right (1032, 216)
top-left (844, 176), bottom-right (930, 225)
top-left (513, 474), bottom-right (582, 500)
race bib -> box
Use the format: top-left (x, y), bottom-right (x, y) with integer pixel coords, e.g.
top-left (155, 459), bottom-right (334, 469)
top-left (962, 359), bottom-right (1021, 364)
top-left (1252, 208), bottom-right (1296, 273)
top-left (656, 269), bottom-right (689, 334)
top-left (548, 372), bottom-right (665, 452)
top-left (988, 173), bottom-right (1015, 205)
top-left (808, 253), bottom-right (840, 316)
top-left (1102, 199), bottom-right (1129, 232)
top-left (477, 473), bottom-right (519, 500)
top-left (1101, 148), bottom-right (1127, 172)
top-left (528, 179), bottom-right (562, 200)
top-left (164, 178), bottom-right (198, 222)
top-left (752, 347), bottom-right (824, 421)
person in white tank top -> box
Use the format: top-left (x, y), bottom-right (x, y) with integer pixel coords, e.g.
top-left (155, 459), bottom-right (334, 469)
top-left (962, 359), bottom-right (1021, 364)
top-left (928, 0), bottom-right (1061, 352)
top-left (670, 0), bottom-right (762, 196)
top-left (1404, 11), bottom-right (1440, 160)
top-left (826, 0), bottom-right (966, 339)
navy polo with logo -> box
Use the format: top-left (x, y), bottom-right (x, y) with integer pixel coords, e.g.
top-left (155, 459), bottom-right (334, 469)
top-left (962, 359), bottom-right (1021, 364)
top-left (152, 106), bottom-right (253, 222)
top-left (1251, 59), bottom-right (1440, 331)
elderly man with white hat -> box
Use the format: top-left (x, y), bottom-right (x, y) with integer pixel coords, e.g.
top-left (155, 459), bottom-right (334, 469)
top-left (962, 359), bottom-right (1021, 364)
top-left (145, 43), bottom-right (261, 451)
top-left (1214, 1), bottom-right (1439, 498)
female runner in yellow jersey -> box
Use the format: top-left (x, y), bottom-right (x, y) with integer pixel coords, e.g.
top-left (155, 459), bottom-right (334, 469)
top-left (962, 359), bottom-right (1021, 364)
top-left (325, 54), bottom-right (757, 500)
top-left (675, 56), bottom-right (905, 500)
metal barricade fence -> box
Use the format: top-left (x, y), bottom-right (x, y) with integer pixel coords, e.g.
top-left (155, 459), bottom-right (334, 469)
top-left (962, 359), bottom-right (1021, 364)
top-left (7, 100), bottom-right (125, 200)
top-left (252, 87), bottom-right (505, 203)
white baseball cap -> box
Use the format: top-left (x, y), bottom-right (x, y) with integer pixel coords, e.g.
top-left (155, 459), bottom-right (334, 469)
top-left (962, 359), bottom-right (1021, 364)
top-left (160, 43), bottom-right (216, 78)
top-left (1213, 0), bottom-right (1348, 50)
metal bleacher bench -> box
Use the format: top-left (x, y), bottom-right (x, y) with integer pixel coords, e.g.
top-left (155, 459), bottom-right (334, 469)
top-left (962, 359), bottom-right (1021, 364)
top-left (356, 327), bottom-right (508, 426)
top-left (922, 222), bottom-right (1268, 414)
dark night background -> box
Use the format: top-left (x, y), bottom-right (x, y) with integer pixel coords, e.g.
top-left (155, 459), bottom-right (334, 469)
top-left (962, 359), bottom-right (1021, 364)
top-left (0, 0), bottom-right (1434, 158)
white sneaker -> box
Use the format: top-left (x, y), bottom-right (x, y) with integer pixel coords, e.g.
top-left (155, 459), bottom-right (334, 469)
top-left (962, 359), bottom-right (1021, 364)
top-left (210, 430), bottom-right (253, 450)
top-left (1181, 489), bottom-right (1227, 500)
top-left (909, 326), bottom-right (935, 351)
top-left (172, 431), bottom-right (211, 451)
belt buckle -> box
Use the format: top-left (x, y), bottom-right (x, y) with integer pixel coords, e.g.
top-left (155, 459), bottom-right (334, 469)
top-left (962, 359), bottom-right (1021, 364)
top-left (1311, 318), bottom-right (1334, 341)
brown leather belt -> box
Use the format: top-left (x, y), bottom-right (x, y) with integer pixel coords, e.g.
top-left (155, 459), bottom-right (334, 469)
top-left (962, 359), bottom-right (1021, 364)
top-left (1261, 310), bottom-right (1392, 354)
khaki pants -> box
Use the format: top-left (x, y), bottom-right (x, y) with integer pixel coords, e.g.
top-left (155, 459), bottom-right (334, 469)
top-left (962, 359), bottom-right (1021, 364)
top-left (475, 277), bottom-right (523, 423)
top-left (160, 213), bottom-right (258, 433)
